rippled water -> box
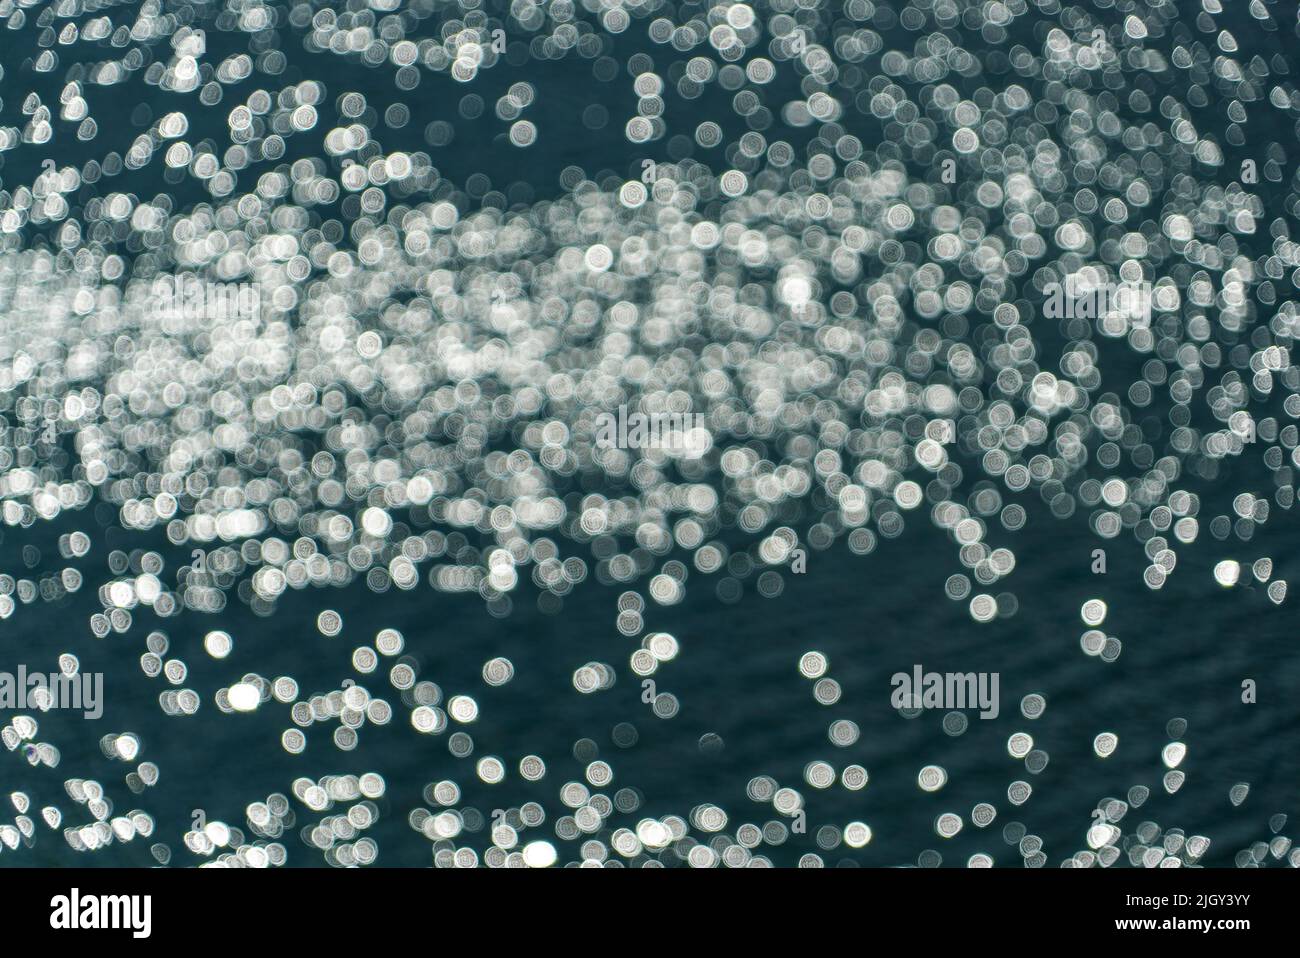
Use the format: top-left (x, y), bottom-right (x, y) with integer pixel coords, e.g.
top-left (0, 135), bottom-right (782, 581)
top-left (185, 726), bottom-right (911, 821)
top-left (1, 0), bottom-right (1299, 868)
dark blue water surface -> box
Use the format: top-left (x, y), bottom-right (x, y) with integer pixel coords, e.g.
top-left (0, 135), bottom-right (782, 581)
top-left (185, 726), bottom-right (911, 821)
top-left (1, 1), bottom-right (1299, 868)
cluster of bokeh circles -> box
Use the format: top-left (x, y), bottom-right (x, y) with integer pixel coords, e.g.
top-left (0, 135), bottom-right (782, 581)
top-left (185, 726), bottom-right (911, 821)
top-left (0, 0), bottom-right (1299, 866)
